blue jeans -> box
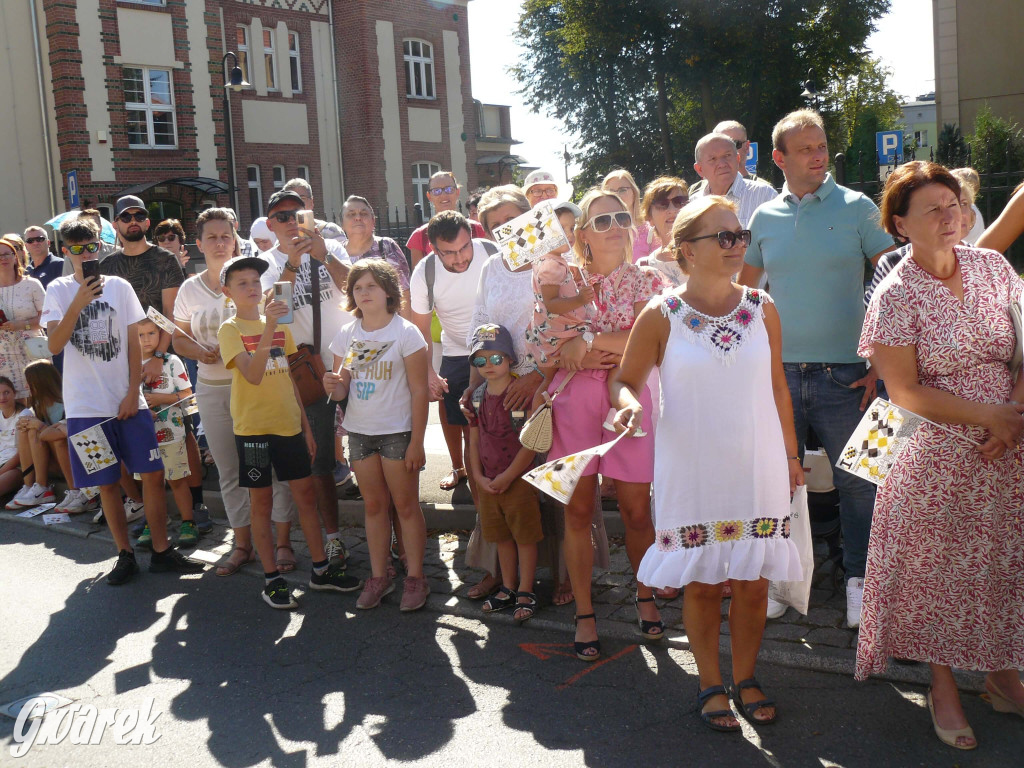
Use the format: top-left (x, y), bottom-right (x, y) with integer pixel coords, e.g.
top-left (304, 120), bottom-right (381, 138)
top-left (784, 362), bottom-right (876, 580)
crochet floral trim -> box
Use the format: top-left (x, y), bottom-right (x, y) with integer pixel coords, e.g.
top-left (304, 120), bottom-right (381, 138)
top-left (655, 514), bottom-right (791, 552)
top-left (660, 288), bottom-right (769, 364)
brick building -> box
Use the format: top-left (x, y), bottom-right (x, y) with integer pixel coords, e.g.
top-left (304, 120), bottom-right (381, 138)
top-left (0, 0), bottom-right (518, 236)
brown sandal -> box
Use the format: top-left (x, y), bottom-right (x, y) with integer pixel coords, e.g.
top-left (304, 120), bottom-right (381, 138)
top-left (216, 546), bottom-right (254, 577)
top-left (275, 544), bottom-right (297, 573)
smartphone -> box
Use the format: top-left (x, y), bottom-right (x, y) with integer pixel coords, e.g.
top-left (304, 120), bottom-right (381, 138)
top-left (273, 282), bottom-right (294, 323)
top-left (296, 210), bottom-right (317, 239)
top-left (81, 259), bottom-right (101, 285)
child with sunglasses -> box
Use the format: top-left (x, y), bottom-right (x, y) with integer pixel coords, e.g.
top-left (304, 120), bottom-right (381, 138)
top-left (324, 259), bottom-right (431, 612)
top-left (524, 202), bottom-right (594, 411)
top-left (466, 323), bottom-right (541, 622)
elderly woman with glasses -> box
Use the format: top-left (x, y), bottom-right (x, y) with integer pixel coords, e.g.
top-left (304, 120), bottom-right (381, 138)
top-left (0, 238), bottom-right (45, 400)
top-left (339, 196), bottom-right (411, 318)
top-left (636, 177), bottom-right (690, 287)
top-left (611, 196), bottom-right (803, 732)
top-left (544, 188), bottom-right (666, 661)
top-left (154, 219), bottom-right (190, 269)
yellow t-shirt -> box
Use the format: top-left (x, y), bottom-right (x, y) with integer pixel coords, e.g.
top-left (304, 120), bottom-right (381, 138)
top-left (218, 316), bottom-right (300, 437)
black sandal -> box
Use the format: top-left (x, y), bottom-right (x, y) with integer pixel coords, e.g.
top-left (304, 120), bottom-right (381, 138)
top-left (573, 613), bottom-right (601, 662)
top-left (697, 685), bottom-right (741, 732)
top-left (731, 677), bottom-right (777, 725)
top-left (482, 587), bottom-right (516, 613)
top-left (635, 596), bottom-right (665, 641)
top-left (514, 591), bottom-right (537, 624)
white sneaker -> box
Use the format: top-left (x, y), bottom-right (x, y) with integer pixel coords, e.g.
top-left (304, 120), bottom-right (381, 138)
top-left (325, 537), bottom-right (347, 563)
top-left (846, 577), bottom-right (865, 628)
top-left (5, 485), bottom-right (35, 510)
top-left (55, 489), bottom-right (90, 514)
top-left (124, 498), bottom-right (145, 524)
top-left (766, 596), bottom-right (788, 619)
top-left (7, 483), bottom-right (54, 509)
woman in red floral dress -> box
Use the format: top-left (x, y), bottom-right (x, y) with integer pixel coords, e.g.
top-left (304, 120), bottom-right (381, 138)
top-left (857, 162), bottom-right (1024, 750)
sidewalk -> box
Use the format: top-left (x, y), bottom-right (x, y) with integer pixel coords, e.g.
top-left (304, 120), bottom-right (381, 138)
top-left (1, 486), bottom-right (986, 694)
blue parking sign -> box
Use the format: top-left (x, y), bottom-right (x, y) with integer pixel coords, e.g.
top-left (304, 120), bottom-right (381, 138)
top-left (67, 170), bottom-right (80, 209)
top-left (876, 131), bottom-right (903, 166)
top-left (745, 142), bottom-right (758, 175)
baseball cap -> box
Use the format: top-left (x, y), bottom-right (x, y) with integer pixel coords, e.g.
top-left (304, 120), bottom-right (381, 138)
top-left (469, 323), bottom-right (517, 366)
top-left (114, 195), bottom-right (147, 217)
top-left (552, 200), bottom-right (582, 220)
top-left (220, 255), bottom-right (269, 286)
top-left (266, 189), bottom-right (304, 214)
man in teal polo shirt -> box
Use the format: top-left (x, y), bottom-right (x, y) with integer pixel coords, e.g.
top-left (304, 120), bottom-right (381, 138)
top-left (739, 109), bottom-right (895, 629)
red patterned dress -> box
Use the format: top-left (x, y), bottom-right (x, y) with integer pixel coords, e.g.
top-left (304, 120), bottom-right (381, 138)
top-left (855, 245), bottom-right (1024, 679)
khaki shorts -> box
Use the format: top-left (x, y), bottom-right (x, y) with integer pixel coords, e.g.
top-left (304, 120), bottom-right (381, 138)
top-left (134, 439), bottom-right (190, 482)
top-left (478, 478), bottom-right (542, 545)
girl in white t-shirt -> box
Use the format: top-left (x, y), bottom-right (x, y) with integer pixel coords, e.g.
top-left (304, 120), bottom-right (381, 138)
top-left (324, 259), bottom-right (431, 612)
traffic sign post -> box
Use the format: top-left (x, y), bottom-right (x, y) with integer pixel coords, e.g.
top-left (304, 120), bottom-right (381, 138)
top-left (875, 131), bottom-right (903, 166)
top-left (67, 170), bottom-right (79, 209)
top-left (745, 142), bottom-right (758, 176)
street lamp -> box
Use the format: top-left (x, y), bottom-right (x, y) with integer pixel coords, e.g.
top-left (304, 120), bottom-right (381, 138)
top-left (221, 52), bottom-right (250, 216)
top-left (800, 68), bottom-right (820, 110)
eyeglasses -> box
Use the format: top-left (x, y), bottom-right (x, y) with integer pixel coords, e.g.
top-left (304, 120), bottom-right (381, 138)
top-left (652, 195), bottom-right (688, 211)
top-left (428, 185), bottom-right (457, 197)
top-left (734, 139), bottom-right (748, 149)
top-left (609, 186), bottom-right (633, 198)
top-left (436, 240), bottom-right (473, 260)
top-left (271, 210), bottom-right (299, 223)
top-left (584, 211), bottom-right (632, 232)
top-left (471, 354), bottom-right (506, 367)
top-left (156, 234), bottom-right (179, 243)
top-left (685, 230), bottom-right (752, 249)
top-left (67, 242), bottom-right (101, 255)
top-left (25, 236), bottom-right (47, 244)
top-left (117, 211), bottom-right (148, 223)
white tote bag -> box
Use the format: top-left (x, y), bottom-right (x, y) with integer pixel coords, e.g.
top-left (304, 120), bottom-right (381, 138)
top-left (767, 485), bottom-right (814, 615)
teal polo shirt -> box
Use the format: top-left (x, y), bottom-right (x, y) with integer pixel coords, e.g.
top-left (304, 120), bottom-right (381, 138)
top-left (745, 174), bottom-right (893, 363)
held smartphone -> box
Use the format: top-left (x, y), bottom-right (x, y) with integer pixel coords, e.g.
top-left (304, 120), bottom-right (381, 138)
top-left (296, 209), bottom-right (317, 239)
top-left (81, 259), bottom-right (101, 285)
top-left (273, 282), bottom-right (294, 324)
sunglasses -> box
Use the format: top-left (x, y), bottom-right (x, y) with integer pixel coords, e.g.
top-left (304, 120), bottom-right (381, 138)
top-left (117, 211), bottom-right (148, 223)
top-left (25, 236), bottom-right (48, 244)
top-left (156, 234), bottom-right (179, 242)
top-left (67, 242), bottom-right (101, 255)
top-left (734, 139), bottom-right (748, 149)
top-left (652, 195), bottom-right (688, 211)
top-left (471, 354), bottom-right (506, 367)
top-left (428, 185), bottom-right (457, 197)
top-left (686, 230), bottom-right (752, 249)
top-left (584, 211), bottom-right (632, 232)
top-left (271, 210), bottom-right (299, 223)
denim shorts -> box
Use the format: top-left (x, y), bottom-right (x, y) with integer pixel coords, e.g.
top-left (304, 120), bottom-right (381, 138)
top-left (348, 431), bottom-right (412, 462)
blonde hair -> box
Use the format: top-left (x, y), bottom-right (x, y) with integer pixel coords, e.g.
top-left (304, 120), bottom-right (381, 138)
top-left (950, 167), bottom-right (979, 205)
top-left (601, 169), bottom-right (641, 220)
top-left (640, 176), bottom-right (689, 223)
top-left (572, 188), bottom-right (633, 269)
top-left (772, 109), bottom-right (826, 153)
top-left (670, 196), bottom-right (738, 273)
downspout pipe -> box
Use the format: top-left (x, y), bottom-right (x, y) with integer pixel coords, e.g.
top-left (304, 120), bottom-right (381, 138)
top-left (29, 0), bottom-right (58, 213)
top-left (327, 0), bottom-right (345, 213)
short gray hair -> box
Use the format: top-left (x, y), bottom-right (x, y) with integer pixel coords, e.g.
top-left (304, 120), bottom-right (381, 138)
top-left (282, 178), bottom-right (313, 197)
top-left (713, 120), bottom-right (746, 139)
top-left (694, 132), bottom-right (739, 163)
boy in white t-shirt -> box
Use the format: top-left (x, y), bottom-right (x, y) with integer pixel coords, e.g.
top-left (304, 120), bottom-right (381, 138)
top-left (43, 217), bottom-right (203, 585)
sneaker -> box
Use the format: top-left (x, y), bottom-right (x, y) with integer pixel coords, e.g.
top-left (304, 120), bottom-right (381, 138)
top-left (263, 577), bottom-right (298, 610)
top-left (149, 546), bottom-right (205, 574)
top-left (136, 524), bottom-right (152, 550)
top-left (6, 483), bottom-right (54, 509)
top-left (192, 503), bottom-right (213, 534)
top-left (325, 537), bottom-right (347, 564)
top-left (400, 576), bottom-right (430, 612)
top-left (309, 564), bottom-right (362, 593)
top-left (92, 507), bottom-right (105, 524)
top-left (124, 498), bottom-right (145, 524)
top-left (766, 596), bottom-right (788, 619)
top-left (130, 518), bottom-right (147, 537)
top-left (178, 520), bottom-right (199, 548)
top-left (106, 550), bottom-right (139, 586)
top-left (333, 461), bottom-right (352, 487)
top-left (356, 575), bottom-right (395, 609)
top-left (846, 577), bottom-right (865, 628)
top-left (55, 489), bottom-right (89, 514)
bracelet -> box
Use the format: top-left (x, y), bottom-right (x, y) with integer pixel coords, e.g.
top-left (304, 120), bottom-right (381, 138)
top-left (787, 456), bottom-right (800, 460)
top-left (284, 261), bottom-right (300, 273)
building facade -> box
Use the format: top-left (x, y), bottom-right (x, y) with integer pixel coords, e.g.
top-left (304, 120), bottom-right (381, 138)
top-left (0, 0), bottom-right (510, 236)
top-left (901, 95), bottom-right (937, 159)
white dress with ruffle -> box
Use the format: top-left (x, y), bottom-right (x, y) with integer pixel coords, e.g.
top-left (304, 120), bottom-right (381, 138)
top-left (637, 287), bottom-right (802, 588)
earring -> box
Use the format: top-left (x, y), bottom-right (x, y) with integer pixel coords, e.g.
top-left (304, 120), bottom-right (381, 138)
top-left (583, 243), bottom-right (592, 264)
top-left (646, 225), bottom-right (654, 245)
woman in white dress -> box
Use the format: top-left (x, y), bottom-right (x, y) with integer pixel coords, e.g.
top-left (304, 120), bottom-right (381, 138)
top-left (611, 196), bottom-right (804, 732)
top-left (0, 237), bottom-right (44, 400)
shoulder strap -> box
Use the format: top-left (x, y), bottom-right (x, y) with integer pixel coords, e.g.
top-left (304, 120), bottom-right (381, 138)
top-left (471, 381), bottom-right (488, 413)
top-left (550, 370), bottom-right (576, 400)
top-left (425, 253), bottom-right (436, 311)
top-left (480, 239), bottom-right (498, 256)
top-left (310, 256), bottom-right (321, 354)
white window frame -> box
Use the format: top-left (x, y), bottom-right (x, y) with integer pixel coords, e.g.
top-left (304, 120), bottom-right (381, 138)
top-left (288, 31), bottom-right (302, 94)
top-left (263, 29), bottom-right (278, 92)
top-left (247, 165), bottom-right (263, 219)
top-left (124, 66), bottom-right (177, 149)
top-left (235, 25), bottom-right (250, 84)
top-left (411, 161), bottom-right (441, 215)
top-left (119, 0), bottom-right (165, 6)
top-left (296, 165), bottom-right (309, 182)
top-left (403, 39), bottom-right (435, 100)
top-left (272, 165), bottom-right (286, 190)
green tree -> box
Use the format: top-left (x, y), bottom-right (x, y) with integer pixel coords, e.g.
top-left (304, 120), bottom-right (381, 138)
top-left (936, 123), bottom-right (969, 167)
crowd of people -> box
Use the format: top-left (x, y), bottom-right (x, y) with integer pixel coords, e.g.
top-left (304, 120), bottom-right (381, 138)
top-left (5, 107), bottom-right (1024, 751)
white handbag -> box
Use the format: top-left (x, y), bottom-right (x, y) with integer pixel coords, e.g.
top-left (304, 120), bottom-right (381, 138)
top-left (518, 372), bottom-right (575, 453)
top-left (767, 485), bottom-right (814, 616)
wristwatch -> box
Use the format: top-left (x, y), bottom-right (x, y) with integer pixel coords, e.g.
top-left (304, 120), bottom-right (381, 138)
top-left (582, 331), bottom-right (595, 352)
top-left (152, 351), bottom-right (167, 360)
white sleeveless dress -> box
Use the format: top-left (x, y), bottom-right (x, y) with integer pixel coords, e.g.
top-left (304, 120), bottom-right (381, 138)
top-left (637, 287), bottom-right (802, 588)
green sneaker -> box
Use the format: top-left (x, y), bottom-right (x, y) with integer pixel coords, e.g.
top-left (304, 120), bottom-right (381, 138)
top-left (178, 520), bottom-right (198, 548)
top-left (136, 524), bottom-right (152, 550)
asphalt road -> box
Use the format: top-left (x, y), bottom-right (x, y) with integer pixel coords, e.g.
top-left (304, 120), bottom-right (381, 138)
top-left (3, 520), bottom-right (1023, 767)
